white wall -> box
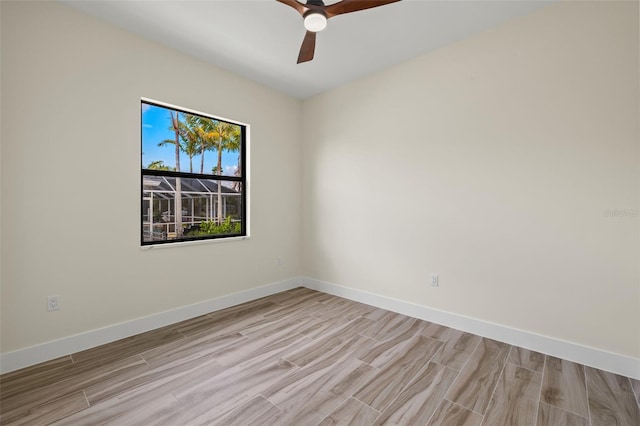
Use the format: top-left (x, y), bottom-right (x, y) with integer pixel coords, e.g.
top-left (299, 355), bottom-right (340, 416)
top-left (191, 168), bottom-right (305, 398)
top-left (1, 0), bottom-right (638, 372)
top-left (0, 1), bottom-right (302, 354)
top-left (302, 1), bottom-right (639, 359)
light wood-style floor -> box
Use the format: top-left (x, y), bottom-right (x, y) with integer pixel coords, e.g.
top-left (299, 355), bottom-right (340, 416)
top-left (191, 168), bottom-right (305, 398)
top-left (1, 287), bottom-right (639, 425)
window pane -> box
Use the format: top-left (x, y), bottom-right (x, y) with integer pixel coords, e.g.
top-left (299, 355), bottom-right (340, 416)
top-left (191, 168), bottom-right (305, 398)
top-left (142, 176), bottom-right (243, 243)
top-left (141, 102), bottom-right (242, 177)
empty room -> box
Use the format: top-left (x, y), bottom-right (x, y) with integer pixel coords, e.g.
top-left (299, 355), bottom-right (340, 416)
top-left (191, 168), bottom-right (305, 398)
top-left (1, 0), bottom-right (638, 425)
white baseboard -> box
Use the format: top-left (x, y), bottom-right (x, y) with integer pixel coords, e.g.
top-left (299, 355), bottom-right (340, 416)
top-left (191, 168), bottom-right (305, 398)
top-left (0, 278), bottom-right (300, 374)
top-left (3, 276), bottom-right (638, 380)
top-left (301, 276), bottom-right (640, 380)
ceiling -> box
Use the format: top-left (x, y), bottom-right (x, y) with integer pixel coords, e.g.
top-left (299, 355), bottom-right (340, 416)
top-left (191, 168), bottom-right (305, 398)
top-left (61, 0), bottom-right (553, 99)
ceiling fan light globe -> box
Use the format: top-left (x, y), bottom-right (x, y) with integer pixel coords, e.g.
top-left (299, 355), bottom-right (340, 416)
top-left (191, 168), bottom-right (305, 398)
top-left (304, 12), bottom-right (327, 32)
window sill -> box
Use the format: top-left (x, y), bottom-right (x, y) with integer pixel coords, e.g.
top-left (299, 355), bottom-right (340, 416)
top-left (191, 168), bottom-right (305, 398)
top-left (140, 235), bottom-right (250, 250)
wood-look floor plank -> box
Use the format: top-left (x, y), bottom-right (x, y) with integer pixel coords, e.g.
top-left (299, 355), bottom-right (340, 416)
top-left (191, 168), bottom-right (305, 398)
top-left (71, 327), bottom-right (184, 365)
top-left (508, 347), bottom-right (545, 373)
top-left (421, 322), bottom-right (454, 340)
top-left (175, 310), bottom-right (304, 368)
top-left (0, 355), bottom-right (147, 421)
top-left (318, 397), bottom-right (380, 426)
top-left (0, 357), bottom-right (78, 402)
top-left (139, 331), bottom-right (246, 366)
top-left (354, 335), bottom-right (443, 412)
top-left (297, 315), bottom-right (352, 340)
top-left (258, 300), bottom-right (327, 323)
top-left (51, 386), bottom-right (183, 426)
top-left (175, 300), bottom-right (277, 336)
top-left (50, 359), bottom-right (224, 425)
top-left (427, 399), bottom-right (483, 426)
top-left (358, 320), bottom-right (430, 369)
top-left (84, 352), bottom-right (222, 405)
top-left (482, 362), bottom-right (543, 426)
top-left (631, 378), bottom-right (640, 409)
top-left (238, 311), bottom-right (315, 339)
top-left (0, 390), bottom-right (88, 426)
top-left (211, 321), bottom-right (314, 368)
top-left (373, 361), bottom-right (458, 425)
top-left (256, 286), bottom-right (313, 303)
top-left (209, 395), bottom-right (283, 426)
top-left (430, 329), bottom-right (482, 371)
top-left (537, 402), bottom-right (590, 426)
top-left (265, 358), bottom-right (376, 425)
top-left (0, 356), bottom-right (73, 390)
top-left (365, 306), bottom-right (403, 321)
top-left (166, 358), bottom-right (299, 424)
top-left (187, 313), bottom-right (272, 339)
top-left (444, 337), bottom-right (511, 414)
top-left (541, 356), bottom-right (589, 418)
top-left (285, 317), bottom-right (375, 367)
top-left (310, 298), bottom-right (376, 322)
top-left (265, 287), bottom-right (325, 306)
top-left (313, 293), bottom-right (343, 305)
top-left (586, 366), bottom-right (640, 426)
top-left (286, 334), bottom-right (375, 370)
top-left (361, 311), bottom-right (423, 341)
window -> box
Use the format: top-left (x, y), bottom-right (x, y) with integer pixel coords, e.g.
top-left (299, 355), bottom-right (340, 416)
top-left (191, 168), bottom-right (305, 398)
top-left (141, 100), bottom-right (247, 245)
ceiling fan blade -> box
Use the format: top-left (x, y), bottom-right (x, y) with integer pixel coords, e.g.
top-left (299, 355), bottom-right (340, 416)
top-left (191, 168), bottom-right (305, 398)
top-left (297, 30), bottom-right (316, 64)
top-left (325, 0), bottom-right (401, 18)
top-left (276, 0), bottom-right (308, 16)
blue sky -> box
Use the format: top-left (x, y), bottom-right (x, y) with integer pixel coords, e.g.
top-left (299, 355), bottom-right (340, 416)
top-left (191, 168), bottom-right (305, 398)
top-left (142, 103), bottom-right (240, 176)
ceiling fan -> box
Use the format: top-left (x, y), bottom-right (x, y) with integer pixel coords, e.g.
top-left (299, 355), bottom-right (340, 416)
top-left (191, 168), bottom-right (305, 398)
top-left (276, 0), bottom-right (401, 64)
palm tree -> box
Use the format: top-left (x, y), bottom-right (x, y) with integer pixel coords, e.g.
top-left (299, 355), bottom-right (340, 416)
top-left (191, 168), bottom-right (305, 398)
top-left (194, 116), bottom-right (217, 175)
top-left (159, 116), bottom-right (199, 173)
top-left (178, 114), bottom-right (203, 173)
top-left (147, 160), bottom-right (166, 170)
top-left (147, 160), bottom-right (176, 172)
top-left (208, 122), bottom-right (241, 224)
top-left (159, 111), bottom-right (182, 238)
top-left (177, 115), bottom-right (219, 175)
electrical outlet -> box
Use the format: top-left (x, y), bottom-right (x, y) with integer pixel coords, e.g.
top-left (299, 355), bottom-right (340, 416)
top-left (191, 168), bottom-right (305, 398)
top-left (430, 274), bottom-right (439, 287)
top-left (277, 257), bottom-right (283, 267)
top-left (47, 295), bottom-right (60, 312)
